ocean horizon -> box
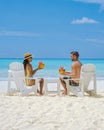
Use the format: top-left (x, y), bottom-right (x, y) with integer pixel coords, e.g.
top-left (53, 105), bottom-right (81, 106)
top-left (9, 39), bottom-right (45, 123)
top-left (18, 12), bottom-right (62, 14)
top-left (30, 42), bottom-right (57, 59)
top-left (0, 58), bottom-right (104, 80)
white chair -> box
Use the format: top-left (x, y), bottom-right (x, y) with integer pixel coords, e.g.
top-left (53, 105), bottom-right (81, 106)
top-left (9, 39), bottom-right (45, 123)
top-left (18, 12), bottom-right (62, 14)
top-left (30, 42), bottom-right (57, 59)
top-left (8, 62), bottom-right (38, 96)
top-left (63, 64), bottom-right (96, 97)
top-left (8, 62), bottom-right (24, 93)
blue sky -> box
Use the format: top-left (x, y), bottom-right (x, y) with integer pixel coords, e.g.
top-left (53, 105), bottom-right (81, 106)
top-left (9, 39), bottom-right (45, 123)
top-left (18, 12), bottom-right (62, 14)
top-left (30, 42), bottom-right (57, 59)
top-left (0, 0), bottom-right (104, 58)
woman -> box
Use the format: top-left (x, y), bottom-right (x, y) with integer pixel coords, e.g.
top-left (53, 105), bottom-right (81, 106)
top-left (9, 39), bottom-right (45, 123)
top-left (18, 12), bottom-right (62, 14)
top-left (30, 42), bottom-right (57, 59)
top-left (23, 52), bottom-right (44, 95)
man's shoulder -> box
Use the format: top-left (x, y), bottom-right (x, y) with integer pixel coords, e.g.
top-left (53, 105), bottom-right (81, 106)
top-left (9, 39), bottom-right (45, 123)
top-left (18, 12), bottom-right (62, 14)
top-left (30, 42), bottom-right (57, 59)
top-left (72, 61), bottom-right (82, 67)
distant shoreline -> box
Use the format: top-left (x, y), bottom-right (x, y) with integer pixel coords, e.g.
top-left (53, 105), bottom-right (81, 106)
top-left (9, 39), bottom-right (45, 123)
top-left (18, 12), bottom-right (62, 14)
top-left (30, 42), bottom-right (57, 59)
top-left (0, 58), bottom-right (104, 79)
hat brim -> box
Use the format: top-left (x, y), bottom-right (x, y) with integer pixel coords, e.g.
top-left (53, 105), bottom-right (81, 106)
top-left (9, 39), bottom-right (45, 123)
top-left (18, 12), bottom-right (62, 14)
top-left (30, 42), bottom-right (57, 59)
top-left (24, 55), bottom-right (32, 60)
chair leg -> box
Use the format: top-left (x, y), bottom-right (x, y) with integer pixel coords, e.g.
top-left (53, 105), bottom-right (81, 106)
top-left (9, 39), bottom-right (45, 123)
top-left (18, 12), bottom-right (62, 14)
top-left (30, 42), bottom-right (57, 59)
top-left (94, 74), bottom-right (97, 94)
top-left (57, 80), bottom-right (61, 96)
top-left (8, 71), bottom-right (12, 95)
top-left (66, 80), bottom-right (70, 95)
top-left (44, 80), bottom-right (48, 96)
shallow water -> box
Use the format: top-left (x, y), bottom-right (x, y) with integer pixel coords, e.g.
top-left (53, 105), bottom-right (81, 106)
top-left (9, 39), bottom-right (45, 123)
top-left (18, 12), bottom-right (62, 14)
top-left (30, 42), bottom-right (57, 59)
top-left (0, 58), bottom-right (104, 78)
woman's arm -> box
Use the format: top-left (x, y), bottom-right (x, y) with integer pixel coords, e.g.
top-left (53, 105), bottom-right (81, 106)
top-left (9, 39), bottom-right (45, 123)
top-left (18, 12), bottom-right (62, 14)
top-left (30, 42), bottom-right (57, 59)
top-left (32, 68), bottom-right (39, 75)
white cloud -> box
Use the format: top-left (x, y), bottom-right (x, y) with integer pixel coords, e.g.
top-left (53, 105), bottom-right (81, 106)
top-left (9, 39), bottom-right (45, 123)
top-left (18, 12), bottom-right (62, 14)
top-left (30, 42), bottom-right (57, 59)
top-left (77, 38), bottom-right (104, 47)
top-left (74, 0), bottom-right (104, 4)
top-left (74, 0), bottom-right (104, 10)
top-left (85, 38), bottom-right (104, 47)
top-left (85, 38), bottom-right (104, 44)
top-left (0, 31), bottom-right (41, 37)
top-left (71, 17), bottom-right (99, 24)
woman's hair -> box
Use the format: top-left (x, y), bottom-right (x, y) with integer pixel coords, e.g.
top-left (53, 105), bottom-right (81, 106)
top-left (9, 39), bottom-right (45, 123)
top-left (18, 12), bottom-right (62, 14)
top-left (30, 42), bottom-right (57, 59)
top-left (70, 51), bottom-right (79, 58)
top-left (23, 59), bottom-right (29, 70)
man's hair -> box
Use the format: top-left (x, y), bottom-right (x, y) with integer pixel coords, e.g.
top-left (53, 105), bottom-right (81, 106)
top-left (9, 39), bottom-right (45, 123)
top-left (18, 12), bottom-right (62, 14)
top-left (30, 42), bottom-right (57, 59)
top-left (70, 51), bottom-right (79, 58)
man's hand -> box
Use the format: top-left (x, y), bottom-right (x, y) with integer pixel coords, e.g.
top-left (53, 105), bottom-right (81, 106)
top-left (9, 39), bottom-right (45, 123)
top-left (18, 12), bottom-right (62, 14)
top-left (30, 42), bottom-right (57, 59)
top-left (62, 71), bottom-right (70, 76)
top-left (61, 71), bottom-right (67, 75)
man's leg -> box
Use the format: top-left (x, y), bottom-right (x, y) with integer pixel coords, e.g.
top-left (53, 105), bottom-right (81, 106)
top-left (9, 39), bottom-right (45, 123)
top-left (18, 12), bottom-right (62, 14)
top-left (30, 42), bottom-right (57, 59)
top-left (39, 78), bottom-right (44, 95)
top-left (60, 77), bottom-right (67, 95)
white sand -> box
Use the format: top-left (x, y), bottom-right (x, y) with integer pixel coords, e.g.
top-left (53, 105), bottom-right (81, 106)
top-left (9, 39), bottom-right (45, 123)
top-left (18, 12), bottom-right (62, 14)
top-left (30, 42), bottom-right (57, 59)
top-left (0, 94), bottom-right (104, 130)
top-left (0, 80), bottom-right (104, 130)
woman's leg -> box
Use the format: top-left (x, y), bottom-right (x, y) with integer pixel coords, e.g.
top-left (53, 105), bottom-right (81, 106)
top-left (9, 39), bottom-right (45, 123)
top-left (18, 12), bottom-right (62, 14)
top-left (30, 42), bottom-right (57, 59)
top-left (26, 79), bottom-right (35, 86)
top-left (26, 79), bottom-right (40, 93)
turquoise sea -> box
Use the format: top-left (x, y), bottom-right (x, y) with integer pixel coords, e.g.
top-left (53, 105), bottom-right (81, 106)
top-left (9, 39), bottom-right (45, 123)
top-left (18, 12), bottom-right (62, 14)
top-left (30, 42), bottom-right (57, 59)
top-left (0, 58), bottom-right (104, 79)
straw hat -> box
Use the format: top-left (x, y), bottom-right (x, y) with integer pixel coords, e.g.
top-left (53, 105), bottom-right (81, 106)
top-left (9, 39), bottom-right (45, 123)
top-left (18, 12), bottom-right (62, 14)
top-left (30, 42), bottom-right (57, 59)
top-left (24, 52), bottom-right (32, 60)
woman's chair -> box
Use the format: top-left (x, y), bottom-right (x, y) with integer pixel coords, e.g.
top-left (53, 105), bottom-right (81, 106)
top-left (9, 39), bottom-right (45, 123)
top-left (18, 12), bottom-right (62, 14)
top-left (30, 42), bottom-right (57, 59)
top-left (8, 62), bottom-right (38, 96)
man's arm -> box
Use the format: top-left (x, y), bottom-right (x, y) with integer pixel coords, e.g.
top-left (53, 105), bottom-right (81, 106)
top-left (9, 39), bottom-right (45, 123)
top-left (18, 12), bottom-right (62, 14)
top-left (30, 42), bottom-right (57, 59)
top-left (62, 71), bottom-right (76, 77)
top-left (62, 64), bottom-right (77, 78)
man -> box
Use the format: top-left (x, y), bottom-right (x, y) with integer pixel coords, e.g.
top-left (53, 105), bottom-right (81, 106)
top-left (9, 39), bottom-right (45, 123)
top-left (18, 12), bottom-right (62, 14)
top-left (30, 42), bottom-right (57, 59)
top-left (60, 51), bottom-right (82, 95)
top-left (23, 52), bottom-right (44, 95)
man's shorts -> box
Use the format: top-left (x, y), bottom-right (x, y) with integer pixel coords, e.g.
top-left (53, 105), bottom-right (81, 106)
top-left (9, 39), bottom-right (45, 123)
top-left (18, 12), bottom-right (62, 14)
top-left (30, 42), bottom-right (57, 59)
top-left (63, 77), bottom-right (79, 86)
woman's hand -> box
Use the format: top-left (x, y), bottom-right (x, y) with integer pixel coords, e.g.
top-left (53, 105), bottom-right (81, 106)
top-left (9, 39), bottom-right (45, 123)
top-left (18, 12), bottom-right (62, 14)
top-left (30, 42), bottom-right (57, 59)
top-left (37, 66), bottom-right (42, 70)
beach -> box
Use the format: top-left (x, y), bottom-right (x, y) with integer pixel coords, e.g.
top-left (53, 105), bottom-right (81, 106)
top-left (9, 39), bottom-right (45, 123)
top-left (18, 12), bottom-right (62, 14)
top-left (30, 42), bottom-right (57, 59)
top-left (0, 80), bottom-right (104, 130)
top-left (1, 0), bottom-right (104, 129)
top-left (0, 58), bottom-right (104, 130)
top-left (0, 93), bottom-right (104, 130)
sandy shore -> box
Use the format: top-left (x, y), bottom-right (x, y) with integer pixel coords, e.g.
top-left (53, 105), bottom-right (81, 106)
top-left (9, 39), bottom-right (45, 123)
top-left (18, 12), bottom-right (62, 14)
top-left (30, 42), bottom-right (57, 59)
top-left (0, 92), bottom-right (104, 130)
top-left (0, 80), bottom-right (104, 130)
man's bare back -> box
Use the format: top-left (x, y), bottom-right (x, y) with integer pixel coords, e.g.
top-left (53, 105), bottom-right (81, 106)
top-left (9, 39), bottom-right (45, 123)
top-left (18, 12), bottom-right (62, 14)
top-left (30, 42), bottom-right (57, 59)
top-left (71, 61), bottom-right (82, 78)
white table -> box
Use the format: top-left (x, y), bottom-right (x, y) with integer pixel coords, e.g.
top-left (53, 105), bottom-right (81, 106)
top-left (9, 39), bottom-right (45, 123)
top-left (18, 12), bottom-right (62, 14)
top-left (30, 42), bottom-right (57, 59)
top-left (44, 78), bottom-right (61, 95)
